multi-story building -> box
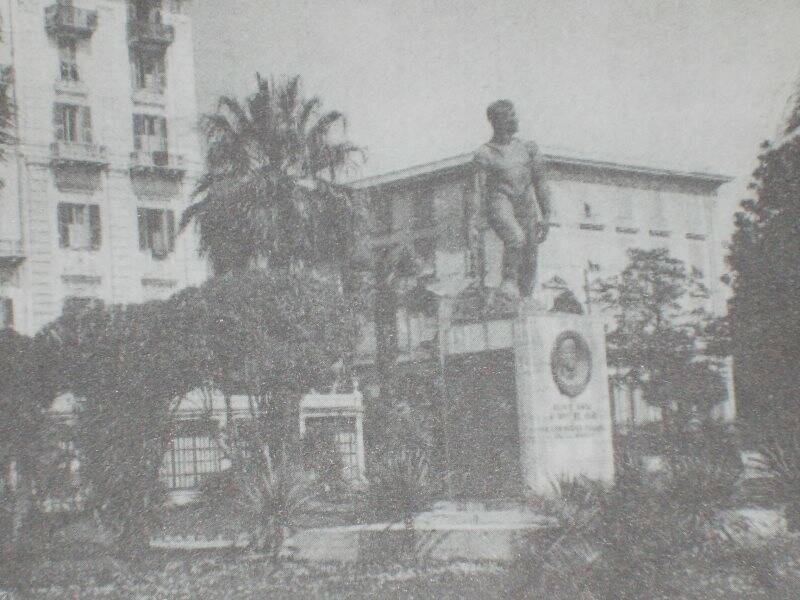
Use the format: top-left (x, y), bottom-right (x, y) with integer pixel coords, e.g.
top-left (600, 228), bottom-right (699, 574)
top-left (350, 150), bottom-right (736, 431)
top-left (0, 0), bottom-right (206, 336)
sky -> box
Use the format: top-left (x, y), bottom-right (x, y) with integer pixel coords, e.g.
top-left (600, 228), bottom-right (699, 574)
top-left (188, 0), bottom-right (800, 238)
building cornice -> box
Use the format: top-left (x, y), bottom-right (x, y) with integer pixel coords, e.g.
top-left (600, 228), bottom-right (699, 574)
top-left (348, 150), bottom-right (733, 192)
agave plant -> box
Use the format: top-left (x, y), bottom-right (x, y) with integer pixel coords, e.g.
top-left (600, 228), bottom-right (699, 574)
top-left (367, 444), bottom-right (432, 529)
top-left (233, 457), bottom-right (315, 558)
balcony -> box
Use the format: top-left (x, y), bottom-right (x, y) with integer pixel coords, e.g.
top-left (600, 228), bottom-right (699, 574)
top-left (45, 4), bottom-right (98, 39)
top-left (54, 77), bottom-right (88, 98)
top-left (128, 20), bottom-right (175, 48)
top-left (132, 86), bottom-right (166, 107)
top-left (51, 141), bottom-right (108, 168)
top-left (0, 239), bottom-right (24, 268)
top-left (130, 150), bottom-right (185, 178)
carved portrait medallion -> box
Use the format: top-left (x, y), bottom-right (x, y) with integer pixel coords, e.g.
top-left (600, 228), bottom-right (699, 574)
top-left (550, 331), bottom-right (592, 397)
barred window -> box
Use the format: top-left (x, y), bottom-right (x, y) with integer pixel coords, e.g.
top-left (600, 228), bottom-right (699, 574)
top-left (160, 419), bottom-right (221, 491)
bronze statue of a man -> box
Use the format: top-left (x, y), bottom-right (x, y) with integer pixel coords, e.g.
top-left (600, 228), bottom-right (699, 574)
top-left (473, 100), bottom-right (552, 299)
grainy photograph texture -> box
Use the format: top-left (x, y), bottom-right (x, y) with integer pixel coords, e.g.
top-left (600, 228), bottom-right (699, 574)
top-left (1, 0), bottom-right (800, 598)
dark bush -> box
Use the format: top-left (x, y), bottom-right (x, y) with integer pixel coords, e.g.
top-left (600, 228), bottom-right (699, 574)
top-left (747, 416), bottom-right (800, 530)
top-left (366, 444), bottom-right (432, 526)
top-left (510, 456), bottom-right (741, 600)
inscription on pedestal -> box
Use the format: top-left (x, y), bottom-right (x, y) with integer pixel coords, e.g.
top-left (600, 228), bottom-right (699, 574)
top-left (540, 400), bottom-right (607, 440)
top-left (513, 313), bottom-right (615, 495)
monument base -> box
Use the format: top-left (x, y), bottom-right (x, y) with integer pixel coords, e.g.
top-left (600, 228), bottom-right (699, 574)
top-left (513, 311), bottom-right (615, 496)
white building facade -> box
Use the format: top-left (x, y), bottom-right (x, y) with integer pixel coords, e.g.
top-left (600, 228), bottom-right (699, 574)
top-left (351, 150), bottom-right (736, 427)
top-left (0, 0), bottom-right (206, 336)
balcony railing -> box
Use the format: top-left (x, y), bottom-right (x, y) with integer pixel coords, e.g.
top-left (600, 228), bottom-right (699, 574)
top-left (132, 86), bottom-right (166, 106)
top-left (0, 239), bottom-right (24, 267)
top-left (51, 141), bottom-right (109, 168)
top-left (128, 20), bottom-right (175, 47)
top-left (130, 150), bottom-right (185, 177)
top-left (45, 4), bottom-right (98, 39)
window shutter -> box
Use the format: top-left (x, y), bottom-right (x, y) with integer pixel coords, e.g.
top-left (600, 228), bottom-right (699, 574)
top-left (54, 104), bottom-right (65, 141)
top-left (58, 203), bottom-right (70, 248)
top-left (157, 55), bottom-right (167, 90)
top-left (80, 107), bottom-right (92, 144)
top-left (0, 298), bottom-right (13, 329)
top-left (166, 210), bottom-right (176, 252)
top-left (89, 204), bottom-right (101, 250)
top-left (133, 114), bottom-right (143, 150)
top-left (160, 117), bottom-right (168, 141)
top-left (137, 208), bottom-right (147, 250)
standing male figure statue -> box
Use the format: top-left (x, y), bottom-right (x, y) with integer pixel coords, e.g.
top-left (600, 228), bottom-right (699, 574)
top-left (472, 100), bottom-right (552, 299)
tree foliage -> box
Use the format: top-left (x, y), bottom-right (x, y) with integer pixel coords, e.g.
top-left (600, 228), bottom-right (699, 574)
top-left (727, 133), bottom-right (800, 424)
top-left (593, 248), bottom-right (726, 432)
top-left (0, 330), bottom-right (59, 586)
top-left (181, 74), bottom-right (366, 276)
top-left (183, 269), bottom-right (358, 460)
top-left (43, 300), bottom-right (200, 551)
top-left (0, 15), bottom-right (15, 171)
top-left (181, 269), bottom-right (358, 553)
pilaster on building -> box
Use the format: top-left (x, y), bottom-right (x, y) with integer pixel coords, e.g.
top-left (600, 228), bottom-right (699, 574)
top-left (0, 0), bottom-right (207, 336)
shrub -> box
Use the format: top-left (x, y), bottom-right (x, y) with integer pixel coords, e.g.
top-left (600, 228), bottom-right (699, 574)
top-left (197, 468), bottom-right (240, 510)
top-left (366, 444), bottom-right (432, 526)
top-left (199, 433), bottom-right (315, 559)
top-left (301, 429), bottom-right (347, 498)
top-left (747, 416), bottom-right (800, 530)
top-left (364, 402), bottom-right (435, 526)
top-left (509, 477), bottom-right (603, 600)
top-left (510, 457), bottom-right (741, 600)
top-left (234, 460), bottom-right (314, 557)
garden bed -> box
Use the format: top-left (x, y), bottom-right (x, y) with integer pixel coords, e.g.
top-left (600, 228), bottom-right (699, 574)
top-left (5, 535), bottom-right (800, 599)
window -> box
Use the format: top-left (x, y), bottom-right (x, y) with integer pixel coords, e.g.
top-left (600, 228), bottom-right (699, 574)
top-left (132, 0), bottom-right (163, 23)
top-left (372, 191), bottom-right (392, 234)
top-left (414, 236), bottom-right (436, 277)
top-left (54, 103), bottom-right (92, 144)
top-left (137, 207), bottom-right (175, 258)
top-left (304, 417), bottom-right (359, 481)
top-left (58, 203), bottom-right (101, 250)
top-left (412, 186), bottom-right (434, 230)
top-left (616, 191), bottom-right (634, 223)
top-left (62, 296), bottom-right (103, 316)
top-left (133, 114), bottom-right (167, 153)
top-left (688, 241), bottom-right (707, 280)
top-left (132, 50), bottom-right (166, 91)
top-left (160, 419), bottom-right (221, 491)
top-left (58, 39), bottom-right (79, 82)
top-left (0, 297), bottom-right (13, 329)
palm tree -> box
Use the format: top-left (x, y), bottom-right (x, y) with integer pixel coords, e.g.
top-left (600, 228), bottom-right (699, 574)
top-left (181, 74), bottom-right (365, 277)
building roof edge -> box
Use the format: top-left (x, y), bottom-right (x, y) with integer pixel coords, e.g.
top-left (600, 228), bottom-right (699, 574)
top-left (347, 150), bottom-right (734, 190)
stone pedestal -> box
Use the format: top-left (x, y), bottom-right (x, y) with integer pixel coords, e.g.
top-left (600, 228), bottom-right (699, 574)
top-left (513, 311), bottom-right (615, 495)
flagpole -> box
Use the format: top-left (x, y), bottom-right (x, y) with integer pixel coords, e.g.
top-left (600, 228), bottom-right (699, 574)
top-left (584, 265), bottom-right (592, 314)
